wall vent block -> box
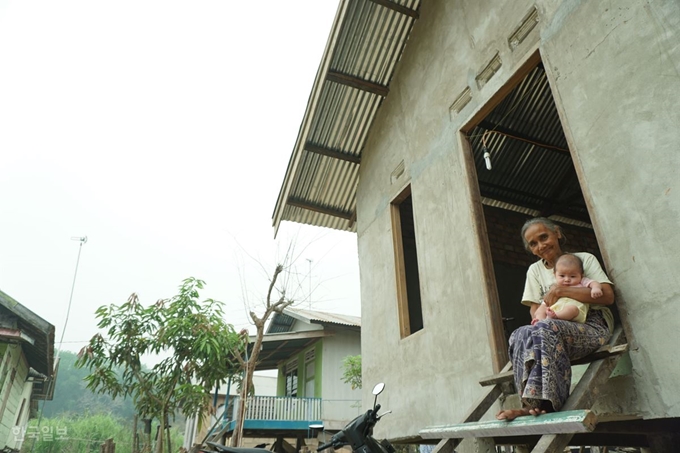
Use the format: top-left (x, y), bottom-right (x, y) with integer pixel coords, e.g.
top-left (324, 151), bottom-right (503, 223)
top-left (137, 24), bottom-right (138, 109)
top-left (450, 87), bottom-right (472, 115)
top-left (391, 160), bottom-right (405, 184)
top-left (476, 53), bottom-right (502, 89)
top-left (508, 7), bottom-right (539, 50)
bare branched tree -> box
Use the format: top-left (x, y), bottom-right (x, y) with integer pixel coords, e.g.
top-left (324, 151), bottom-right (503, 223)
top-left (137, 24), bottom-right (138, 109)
top-left (231, 264), bottom-right (293, 447)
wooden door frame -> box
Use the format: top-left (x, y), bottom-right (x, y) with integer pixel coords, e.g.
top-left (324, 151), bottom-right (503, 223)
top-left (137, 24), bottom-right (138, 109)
top-left (458, 49), bottom-right (543, 373)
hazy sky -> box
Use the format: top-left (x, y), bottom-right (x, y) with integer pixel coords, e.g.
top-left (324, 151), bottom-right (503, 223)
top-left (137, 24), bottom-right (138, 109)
top-left (0, 1), bottom-right (360, 358)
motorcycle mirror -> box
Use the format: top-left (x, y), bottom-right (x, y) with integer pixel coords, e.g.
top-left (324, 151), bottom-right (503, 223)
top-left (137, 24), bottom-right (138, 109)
top-left (372, 382), bottom-right (385, 409)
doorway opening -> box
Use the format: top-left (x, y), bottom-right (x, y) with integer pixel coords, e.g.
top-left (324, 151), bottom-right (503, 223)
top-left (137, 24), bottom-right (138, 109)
top-left (462, 55), bottom-right (607, 364)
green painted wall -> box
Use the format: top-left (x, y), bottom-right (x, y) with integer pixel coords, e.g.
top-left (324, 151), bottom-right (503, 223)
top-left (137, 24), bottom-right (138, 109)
top-left (315, 341), bottom-right (323, 398)
top-left (274, 340), bottom-right (325, 398)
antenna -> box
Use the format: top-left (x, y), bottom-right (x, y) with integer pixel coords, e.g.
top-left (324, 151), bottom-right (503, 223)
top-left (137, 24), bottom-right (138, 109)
top-left (32, 235), bottom-right (88, 453)
top-left (306, 258), bottom-right (312, 309)
top-left (56, 236), bottom-right (88, 357)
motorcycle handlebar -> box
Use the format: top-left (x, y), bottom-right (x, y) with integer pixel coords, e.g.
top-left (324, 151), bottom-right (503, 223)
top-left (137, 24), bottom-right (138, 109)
top-left (317, 441), bottom-right (334, 452)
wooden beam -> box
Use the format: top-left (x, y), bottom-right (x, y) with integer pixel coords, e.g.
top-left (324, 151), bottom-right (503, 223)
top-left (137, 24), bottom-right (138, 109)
top-left (422, 363), bottom-right (512, 451)
top-left (326, 70), bottom-right (389, 97)
top-left (305, 143), bottom-right (361, 164)
top-left (462, 384), bottom-right (504, 423)
top-left (458, 133), bottom-right (508, 372)
top-left (420, 410), bottom-right (597, 440)
top-left (479, 370), bottom-right (514, 387)
top-left (286, 198), bottom-right (354, 220)
top-left (477, 120), bottom-right (569, 155)
top-left (571, 344), bottom-right (628, 366)
top-left (367, 0), bottom-right (419, 19)
top-left (256, 330), bottom-right (334, 343)
top-left (348, 210), bottom-right (357, 230)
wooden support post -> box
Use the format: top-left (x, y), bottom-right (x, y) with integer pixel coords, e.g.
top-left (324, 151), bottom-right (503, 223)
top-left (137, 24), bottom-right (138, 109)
top-left (429, 362), bottom-right (512, 453)
top-left (100, 438), bottom-right (115, 453)
top-left (468, 437), bottom-right (495, 453)
top-left (531, 340), bottom-right (627, 453)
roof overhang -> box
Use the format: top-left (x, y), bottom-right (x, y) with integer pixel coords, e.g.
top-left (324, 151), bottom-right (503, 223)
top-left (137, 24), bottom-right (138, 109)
top-left (274, 3), bottom-right (595, 236)
top-left (0, 290), bottom-right (55, 377)
top-left (248, 330), bottom-right (334, 371)
top-left (0, 289), bottom-right (56, 401)
top-left (272, 0), bottom-right (421, 235)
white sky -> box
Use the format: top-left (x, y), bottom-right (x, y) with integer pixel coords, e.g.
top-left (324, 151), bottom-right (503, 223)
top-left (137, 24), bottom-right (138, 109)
top-left (0, 1), bottom-right (361, 358)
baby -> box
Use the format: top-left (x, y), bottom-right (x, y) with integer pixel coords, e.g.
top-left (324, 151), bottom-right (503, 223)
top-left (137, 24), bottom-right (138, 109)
top-left (533, 253), bottom-right (603, 324)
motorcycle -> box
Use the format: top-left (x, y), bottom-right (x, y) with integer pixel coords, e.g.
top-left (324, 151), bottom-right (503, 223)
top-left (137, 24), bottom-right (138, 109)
top-left (316, 383), bottom-right (395, 453)
top-left (200, 383), bottom-right (394, 453)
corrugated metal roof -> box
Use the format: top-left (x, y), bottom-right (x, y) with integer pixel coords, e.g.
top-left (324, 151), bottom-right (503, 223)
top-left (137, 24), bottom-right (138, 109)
top-left (274, 5), bottom-right (591, 233)
top-left (470, 64), bottom-right (590, 223)
top-left (0, 289), bottom-right (55, 378)
top-left (273, 0), bottom-right (421, 234)
top-left (267, 306), bottom-right (361, 334)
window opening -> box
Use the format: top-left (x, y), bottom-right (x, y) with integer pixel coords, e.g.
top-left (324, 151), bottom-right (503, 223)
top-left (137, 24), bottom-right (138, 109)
top-left (285, 360), bottom-right (298, 397)
top-left (391, 185), bottom-right (424, 338)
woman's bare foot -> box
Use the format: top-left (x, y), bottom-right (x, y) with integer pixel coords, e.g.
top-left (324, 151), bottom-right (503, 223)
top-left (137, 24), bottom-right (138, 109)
top-left (528, 408), bottom-right (547, 416)
top-left (495, 408), bottom-right (531, 421)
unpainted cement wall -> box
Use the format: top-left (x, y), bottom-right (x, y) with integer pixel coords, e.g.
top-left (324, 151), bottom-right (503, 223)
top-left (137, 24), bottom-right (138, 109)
top-left (355, 0), bottom-right (680, 442)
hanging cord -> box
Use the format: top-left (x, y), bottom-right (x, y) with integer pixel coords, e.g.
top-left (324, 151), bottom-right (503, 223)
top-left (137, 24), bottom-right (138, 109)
top-left (30, 236), bottom-right (87, 453)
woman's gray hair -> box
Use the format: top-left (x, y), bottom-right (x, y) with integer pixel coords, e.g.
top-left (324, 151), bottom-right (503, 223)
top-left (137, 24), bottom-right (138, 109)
top-left (520, 217), bottom-right (567, 252)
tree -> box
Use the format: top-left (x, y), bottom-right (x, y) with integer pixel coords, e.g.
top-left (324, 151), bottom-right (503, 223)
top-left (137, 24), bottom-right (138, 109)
top-left (231, 264), bottom-right (293, 447)
top-left (341, 355), bottom-right (362, 390)
top-left (77, 278), bottom-right (243, 453)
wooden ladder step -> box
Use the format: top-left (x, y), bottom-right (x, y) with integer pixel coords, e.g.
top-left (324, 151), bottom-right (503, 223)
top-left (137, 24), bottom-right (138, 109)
top-left (420, 410), bottom-right (598, 439)
top-left (426, 326), bottom-right (628, 453)
top-left (479, 328), bottom-right (628, 388)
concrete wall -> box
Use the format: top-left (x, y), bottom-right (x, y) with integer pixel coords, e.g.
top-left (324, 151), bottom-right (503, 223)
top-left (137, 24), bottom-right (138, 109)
top-left (538, 0), bottom-right (680, 418)
top-left (355, 0), bottom-right (680, 441)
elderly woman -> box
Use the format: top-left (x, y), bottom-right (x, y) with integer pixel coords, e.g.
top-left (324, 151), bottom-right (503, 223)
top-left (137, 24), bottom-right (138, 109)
top-left (496, 217), bottom-right (615, 420)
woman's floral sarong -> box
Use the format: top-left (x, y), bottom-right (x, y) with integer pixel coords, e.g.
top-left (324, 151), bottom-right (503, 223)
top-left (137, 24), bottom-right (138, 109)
top-left (508, 309), bottom-right (611, 411)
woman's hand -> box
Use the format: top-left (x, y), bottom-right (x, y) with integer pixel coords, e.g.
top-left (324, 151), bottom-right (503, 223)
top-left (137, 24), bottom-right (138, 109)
top-left (542, 286), bottom-right (561, 307)
top-left (544, 283), bottom-right (615, 306)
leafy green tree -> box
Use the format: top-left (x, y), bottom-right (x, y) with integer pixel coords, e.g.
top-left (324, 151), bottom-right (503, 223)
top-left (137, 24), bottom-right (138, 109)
top-left (77, 278), bottom-right (243, 453)
top-left (341, 355), bottom-right (362, 390)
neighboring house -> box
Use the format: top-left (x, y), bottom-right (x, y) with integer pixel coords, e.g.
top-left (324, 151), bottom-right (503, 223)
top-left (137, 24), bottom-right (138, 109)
top-left (273, 0), bottom-right (679, 451)
top-left (0, 289), bottom-right (55, 452)
top-left (192, 307), bottom-right (361, 451)
top-left (183, 374), bottom-right (278, 451)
